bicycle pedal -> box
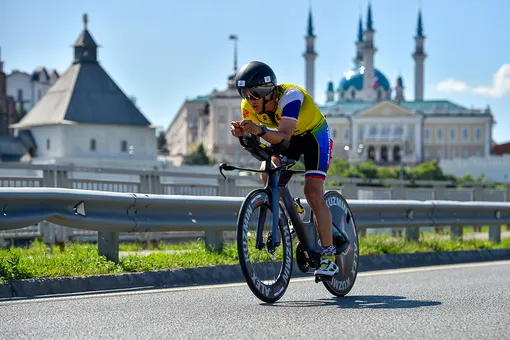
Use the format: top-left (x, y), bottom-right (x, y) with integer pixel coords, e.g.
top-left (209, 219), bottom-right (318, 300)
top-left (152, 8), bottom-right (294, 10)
top-left (314, 274), bottom-right (333, 283)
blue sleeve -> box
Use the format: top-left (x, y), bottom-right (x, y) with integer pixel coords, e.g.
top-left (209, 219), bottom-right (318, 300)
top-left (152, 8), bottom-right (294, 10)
top-left (281, 100), bottom-right (301, 121)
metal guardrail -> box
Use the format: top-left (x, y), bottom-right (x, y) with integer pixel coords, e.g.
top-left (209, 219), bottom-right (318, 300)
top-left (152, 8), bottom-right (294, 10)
top-left (0, 187), bottom-right (509, 262)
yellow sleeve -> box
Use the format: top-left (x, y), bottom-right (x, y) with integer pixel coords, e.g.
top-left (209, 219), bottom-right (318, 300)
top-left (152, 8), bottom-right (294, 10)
top-left (241, 99), bottom-right (261, 124)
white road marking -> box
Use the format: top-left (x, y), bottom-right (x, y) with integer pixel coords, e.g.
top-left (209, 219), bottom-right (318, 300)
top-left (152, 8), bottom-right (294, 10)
top-left (1, 260), bottom-right (509, 305)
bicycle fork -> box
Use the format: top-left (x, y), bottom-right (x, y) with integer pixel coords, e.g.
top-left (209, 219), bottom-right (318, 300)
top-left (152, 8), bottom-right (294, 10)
top-left (255, 187), bottom-right (282, 250)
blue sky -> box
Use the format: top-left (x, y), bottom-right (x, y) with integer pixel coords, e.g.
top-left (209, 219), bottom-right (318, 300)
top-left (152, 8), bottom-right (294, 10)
top-left (2, 0), bottom-right (509, 143)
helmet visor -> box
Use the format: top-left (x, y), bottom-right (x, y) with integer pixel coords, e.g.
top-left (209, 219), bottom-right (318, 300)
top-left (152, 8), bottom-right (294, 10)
top-left (240, 85), bottom-right (275, 100)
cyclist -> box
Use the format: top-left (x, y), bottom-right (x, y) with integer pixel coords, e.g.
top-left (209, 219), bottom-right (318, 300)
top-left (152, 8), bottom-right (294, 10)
top-left (230, 60), bottom-right (350, 278)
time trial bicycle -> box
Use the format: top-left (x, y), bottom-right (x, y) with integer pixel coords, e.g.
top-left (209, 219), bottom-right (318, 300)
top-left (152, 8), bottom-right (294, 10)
top-left (219, 134), bottom-right (359, 303)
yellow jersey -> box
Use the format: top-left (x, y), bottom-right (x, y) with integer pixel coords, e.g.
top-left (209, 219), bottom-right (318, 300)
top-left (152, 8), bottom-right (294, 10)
top-left (241, 83), bottom-right (326, 136)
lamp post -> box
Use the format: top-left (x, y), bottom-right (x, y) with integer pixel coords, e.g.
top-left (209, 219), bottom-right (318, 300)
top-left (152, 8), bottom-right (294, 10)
top-left (228, 34), bottom-right (238, 74)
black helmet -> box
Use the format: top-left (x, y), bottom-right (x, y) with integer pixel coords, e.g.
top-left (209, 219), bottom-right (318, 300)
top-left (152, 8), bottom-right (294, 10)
top-left (235, 61), bottom-right (277, 99)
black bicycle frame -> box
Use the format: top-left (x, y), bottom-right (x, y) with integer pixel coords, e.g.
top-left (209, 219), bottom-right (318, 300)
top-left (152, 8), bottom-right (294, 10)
top-left (219, 134), bottom-right (321, 254)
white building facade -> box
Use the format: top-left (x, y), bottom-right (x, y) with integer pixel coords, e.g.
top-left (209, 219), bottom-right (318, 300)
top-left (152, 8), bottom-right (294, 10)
top-left (7, 67), bottom-right (59, 114)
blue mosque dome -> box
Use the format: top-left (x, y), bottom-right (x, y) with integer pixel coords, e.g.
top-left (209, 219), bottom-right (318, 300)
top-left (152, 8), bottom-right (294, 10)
top-left (339, 65), bottom-right (390, 91)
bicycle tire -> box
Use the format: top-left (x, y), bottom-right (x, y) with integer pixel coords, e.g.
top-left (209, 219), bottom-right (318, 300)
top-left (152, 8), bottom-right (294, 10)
top-left (237, 188), bottom-right (293, 303)
top-left (322, 190), bottom-right (359, 297)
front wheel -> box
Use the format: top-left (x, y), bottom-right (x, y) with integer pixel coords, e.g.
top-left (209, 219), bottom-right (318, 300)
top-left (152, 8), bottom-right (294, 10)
top-left (322, 190), bottom-right (359, 297)
top-left (237, 189), bottom-right (293, 303)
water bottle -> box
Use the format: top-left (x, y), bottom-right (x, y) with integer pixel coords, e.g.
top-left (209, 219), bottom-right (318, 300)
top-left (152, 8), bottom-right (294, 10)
top-left (289, 197), bottom-right (305, 239)
top-left (294, 197), bottom-right (305, 220)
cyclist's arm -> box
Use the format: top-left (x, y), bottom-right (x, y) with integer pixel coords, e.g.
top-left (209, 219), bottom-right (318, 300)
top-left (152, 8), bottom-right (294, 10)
top-left (256, 88), bottom-right (303, 144)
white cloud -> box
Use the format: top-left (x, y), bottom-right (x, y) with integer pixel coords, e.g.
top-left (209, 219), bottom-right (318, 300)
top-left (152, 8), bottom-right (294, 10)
top-left (436, 64), bottom-right (510, 98)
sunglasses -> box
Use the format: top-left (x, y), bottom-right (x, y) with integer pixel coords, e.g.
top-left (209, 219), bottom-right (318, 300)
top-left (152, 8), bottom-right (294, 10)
top-left (240, 85), bottom-right (275, 100)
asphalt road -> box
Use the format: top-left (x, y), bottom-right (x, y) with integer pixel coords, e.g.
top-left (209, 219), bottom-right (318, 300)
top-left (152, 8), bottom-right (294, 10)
top-left (1, 261), bottom-right (509, 340)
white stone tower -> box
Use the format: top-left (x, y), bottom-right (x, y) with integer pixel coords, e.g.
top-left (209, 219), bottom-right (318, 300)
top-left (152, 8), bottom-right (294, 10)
top-left (303, 7), bottom-right (317, 101)
top-left (412, 8), bottom-right (426, 101)
top-left (362, 2), bottom-right (377, 101)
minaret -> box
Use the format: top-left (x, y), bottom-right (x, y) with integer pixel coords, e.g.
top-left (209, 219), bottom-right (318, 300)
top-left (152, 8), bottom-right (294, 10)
top-left (73, 13), bottom-right (99, 64)
top-left (353, 14), bottom-right (364, 65)
top-left (303, 7), bottom-right (317, 101)
top-left (326, 80), bottom-right (335, 102)
top-left (362, 2), bottom-right (377, 100)
top-left (412, 8), bottom-right (426, 101)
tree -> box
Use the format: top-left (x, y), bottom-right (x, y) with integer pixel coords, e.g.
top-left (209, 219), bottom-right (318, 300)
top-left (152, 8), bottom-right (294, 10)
top-left (411, 160), bottom-right (446, 180)
top-left (157, 130), bottom-right (168, 153)
top-left (182, 143), bottom-right (213, 165)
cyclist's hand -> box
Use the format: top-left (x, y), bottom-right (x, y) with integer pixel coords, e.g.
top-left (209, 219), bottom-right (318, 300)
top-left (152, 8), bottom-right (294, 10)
top-left (231, 121), bottom-right (244, 137)
top-left (240, 120), bottom-right (261, 135)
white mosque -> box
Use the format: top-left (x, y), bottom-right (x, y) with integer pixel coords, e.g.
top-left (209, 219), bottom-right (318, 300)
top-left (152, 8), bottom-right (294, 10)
top-left (166, 3), bottom-right (493, 167)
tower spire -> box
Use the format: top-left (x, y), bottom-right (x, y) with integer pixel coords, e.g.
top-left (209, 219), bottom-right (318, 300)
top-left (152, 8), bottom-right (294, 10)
top-left (353, 13), bottom-right (364, 65)
top-left (307, 7), bottom-right (314, 36)
top-left (367, 1), bottom-right (373, 31)
top-left (304, 7), bottom-right (317, 101)
top-left (362, 1), bottom-right (377, 100)
top-left (73, 13), bottom-right (99, 64)
top-left (416, 8), bottom-right (424, 37)
top-left (413, 6), bottom-right (426, 101)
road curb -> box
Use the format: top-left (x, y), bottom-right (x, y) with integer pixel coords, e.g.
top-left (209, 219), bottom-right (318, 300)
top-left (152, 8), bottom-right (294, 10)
top-left (1, 249), bottom-right (509, 299)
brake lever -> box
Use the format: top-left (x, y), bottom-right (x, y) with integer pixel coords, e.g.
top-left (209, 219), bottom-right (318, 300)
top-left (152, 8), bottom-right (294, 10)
top-left (218, 163), bottom-right (236, 180)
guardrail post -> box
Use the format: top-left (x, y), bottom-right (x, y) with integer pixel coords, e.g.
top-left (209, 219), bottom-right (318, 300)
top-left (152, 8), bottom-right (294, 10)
top-left (140, 173), bottom-right (162, 194)
top-left (392, 184), bottom-right (419, 241)
top-left (488, 225), bottom-right (501, 243)
top-left (98, 231), bottom-right (119, 263)
top-left (204, 232), bottom-right (224, 252)
top-left (207, 177), bottom-right (238, 252)
top-left (472, 184), bottom-right (485, 233)
top-left (433, 185), bottom-right (446, 234)
top-left (218, 177), bottom-right (236, 196)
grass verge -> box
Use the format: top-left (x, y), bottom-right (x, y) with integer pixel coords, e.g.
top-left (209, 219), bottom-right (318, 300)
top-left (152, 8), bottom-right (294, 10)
top-left (1, 235), bottom-right (509, 284)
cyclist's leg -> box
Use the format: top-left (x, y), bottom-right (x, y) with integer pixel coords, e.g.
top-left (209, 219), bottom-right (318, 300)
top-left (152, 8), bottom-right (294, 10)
top-left (300, 123), bottom-right (347, 276)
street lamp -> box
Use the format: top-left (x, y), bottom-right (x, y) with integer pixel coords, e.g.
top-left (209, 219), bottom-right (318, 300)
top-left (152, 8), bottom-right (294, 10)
top-left (229, 34), bottom-right (238, 74)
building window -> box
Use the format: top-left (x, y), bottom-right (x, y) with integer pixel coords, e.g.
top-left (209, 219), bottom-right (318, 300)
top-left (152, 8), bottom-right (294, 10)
top-left (351, 90), bottom-right (355, 100)
top-left (368, 126), bottom-right (377, 138)
top-left (424, 127), bottom-right (430, 141)
top-left (17, 89), bottom-right (23, 101)
top-left (424, 150), bottom-right (430, 161)
top-left (217, 108), bottom-right (227, 123)
top-left (121, 140), bottom-right (128, 152)
top-left (475, 127), bottom-right (482, 141)
top-left (437, 128), bottom-right (443, 141)
top-left (462, 127), bottom-right (469, 141)
top-left (449, 128), bottom-right (456, 140)
top-left (463, 150), bottom-right (469, 158)
top-left (332, 129), bottom-right (337, 140)
top-left (90, 139), bottom-right (96, 151)
top-left (46, 139), bottom-right (50, 150)
top-left (37, 89), bottom-right (42, 101)
top-left (380, 126), bottom-right (390, 138)
top-left (343, 127), bottom-right (350, 141)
